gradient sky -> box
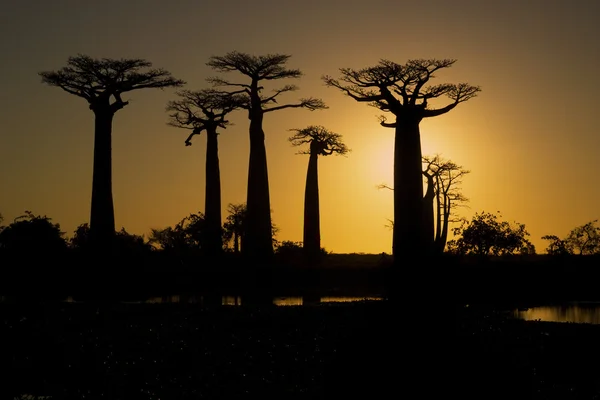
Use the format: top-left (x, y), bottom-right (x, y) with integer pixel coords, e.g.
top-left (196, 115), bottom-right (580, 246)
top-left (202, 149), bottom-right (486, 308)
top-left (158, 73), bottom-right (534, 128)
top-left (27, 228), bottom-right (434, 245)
top-left (1, 0), bottom-right (599, 254)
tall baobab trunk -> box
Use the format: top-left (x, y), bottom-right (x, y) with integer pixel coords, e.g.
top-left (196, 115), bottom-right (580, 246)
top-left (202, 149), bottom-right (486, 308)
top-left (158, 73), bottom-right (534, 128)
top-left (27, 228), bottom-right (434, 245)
top-left (393, 120), bottom-right (426, 258)
top-left (89, 109), bottom-right (116, 251)
top-left (204, 128), bottom-right (222, 256)
top-left (423, 172), bottom-right (435, 251)
top-left (303, 151), bottom-right (320, 261)
top-left (243, 110), bottom-right (273, 261)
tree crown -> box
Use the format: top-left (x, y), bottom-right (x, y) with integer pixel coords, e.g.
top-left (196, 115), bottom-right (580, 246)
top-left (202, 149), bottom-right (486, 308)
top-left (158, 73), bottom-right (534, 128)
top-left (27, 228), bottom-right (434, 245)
top-left (322, 58), bottom-right (480, 128)
top-left (206, 51), bottom-right (327, 114)
top-left (39, 54), bottom-right (185, 112)
top-left (288, 125), bottom-right (350, 156)
top-left (166, 89), bottom-right (246, 145)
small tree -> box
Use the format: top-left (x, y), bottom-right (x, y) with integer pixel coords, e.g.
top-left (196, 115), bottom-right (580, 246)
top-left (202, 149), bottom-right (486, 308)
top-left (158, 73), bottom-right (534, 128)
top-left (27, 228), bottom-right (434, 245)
top-left (447, 211), bottom-right (535, 256)
top-left (222, 203), bottom-right (279, 253)
top-left (149, 213), bottom-right (206, 255)
top-left (288, 125), bottom-right (349, 261)
top-left (222, 203), bottom-right (246, 253)
top-left (207, 52), bottom-right (327, 261)
top-left (0, 211), bottom-right (67, 253)
top-left (541, 235), bottom-right (572, 256)
top-left (166, 89), bottom-right (245, 257)
top-left (543, 220), bottom-right (600, 256)
top-left (422, 155), bottom-right (470, 253)
top-left (71, 223), bottom-right (152, 255)
top-left (378, 154), bottom-right (469, 254)
top-left (39, 55), bottom-right (185, 252)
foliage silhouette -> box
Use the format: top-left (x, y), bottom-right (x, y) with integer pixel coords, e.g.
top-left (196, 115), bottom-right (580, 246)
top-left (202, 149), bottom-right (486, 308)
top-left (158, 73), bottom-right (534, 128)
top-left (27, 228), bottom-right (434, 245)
top-left (148, 213), bottom-right (207, 257)
top-left (324, 59), bottom-right (480, 259)
top-left (541, 235), bottom-right (572, 256)
top-left (543, 220), bottom-right (600, 255)
top-left (39, 55), bottom-right (185, 253)
top-left (207, 51), bottom-right (327, 261)
top-left (166, 89), bottom-right (245, 257)
top-left (379, 155), bottom-right (469, 254)
top-left (422, 155), bottom-right (470, 254)
top-left (447, 211), bottom-right (535, 256)
top-left (0, 211), bottom-right (67, 254)
top-left (288, 125), bottom-right (349, 262)
top-left (71, 222), bottom-right (152, 257)
top-left (221, 203), bottom-right (279, 253)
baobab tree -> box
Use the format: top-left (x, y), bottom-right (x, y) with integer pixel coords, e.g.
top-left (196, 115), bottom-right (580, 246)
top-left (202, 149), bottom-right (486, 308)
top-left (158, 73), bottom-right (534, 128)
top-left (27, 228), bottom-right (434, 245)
top-left (379, 155), bottom-right (469, 254)
top-left (288, 125), bottom-right (349, 261)
top-left (422, 155), bottom-right (470, 254)
top-left (207, 51), bottom-right (327, 261)
top-left (324, 59), bottom-right (480, 260)
top-left (166, 89), bottom-right (245, 257)
top-left (39, 54), bottom-right (184, 251)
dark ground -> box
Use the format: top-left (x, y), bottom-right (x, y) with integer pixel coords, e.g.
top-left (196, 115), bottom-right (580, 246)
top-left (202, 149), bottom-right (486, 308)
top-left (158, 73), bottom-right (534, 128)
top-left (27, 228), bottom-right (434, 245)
top-left (3, 299), bottom-right (600, 399)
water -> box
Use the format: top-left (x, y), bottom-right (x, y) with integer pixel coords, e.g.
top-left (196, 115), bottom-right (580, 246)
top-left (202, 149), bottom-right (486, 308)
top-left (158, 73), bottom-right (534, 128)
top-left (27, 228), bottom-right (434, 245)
top-left (64, 295), bottom-right (385, 306)
top-left (513, 302), bottom-right (600, 324)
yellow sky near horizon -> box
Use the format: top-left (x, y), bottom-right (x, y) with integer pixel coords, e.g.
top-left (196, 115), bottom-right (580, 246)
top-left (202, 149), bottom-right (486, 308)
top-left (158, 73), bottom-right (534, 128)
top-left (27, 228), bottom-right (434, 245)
top-left (1, 0), bottom-right (599, 254)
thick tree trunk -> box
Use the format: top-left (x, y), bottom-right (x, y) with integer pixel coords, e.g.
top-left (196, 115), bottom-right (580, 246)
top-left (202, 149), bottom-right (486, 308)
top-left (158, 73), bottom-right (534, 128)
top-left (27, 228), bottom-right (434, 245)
top-left (393, 120), bottom-right (426, 259)
top-left (423, 174), bottom-right (435, 252)
top-left (243, 111), bottom-right (273, 261)
top-left (204, 128), bottom-right (223, 257)
top-left (89, 110), bottom-right (116, 252)
top-left (303, 152), bottom-right (320, 261)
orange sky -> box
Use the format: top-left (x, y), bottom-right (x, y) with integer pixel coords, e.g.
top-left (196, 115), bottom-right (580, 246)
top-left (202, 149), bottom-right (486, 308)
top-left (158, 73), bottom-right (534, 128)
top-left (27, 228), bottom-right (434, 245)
top-left (1, 0), bottom-right (599, 254)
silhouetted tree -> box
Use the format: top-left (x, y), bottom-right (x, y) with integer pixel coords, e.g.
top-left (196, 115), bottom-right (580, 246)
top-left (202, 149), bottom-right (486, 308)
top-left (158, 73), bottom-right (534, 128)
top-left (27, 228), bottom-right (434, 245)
top-left (207, 52), bottom-right (327, 261)
top-left (149, 212), bottom-right (206, 256)
top-left (222, 203), bottom-right (246, 253)
top-left (0, 211), bottom-right (67, 254)
top-left (422, 155), bottom-right (470, 253)
top-left (447, 211), bottom-right (535, 256)
top-left (166, 89), bottom-right (245, 257)
top-left (71, 222), bottom-right (152, 256)
top-left (222, 202), bottom-right (279, 253)
top-left (324, 59), bottom-right (480, 259)
top-left (541, 235), bottom-right (572, 256)
top-left (39, 55), bottom-right (185, 252)
top-left (379, 155), bottom-right (469, 254)
top-left (288, 125), bottom-right (349, 261)
top-left (566, 220), bottom-right (600, 255)
top-left (544, 220), bottom-right (600, 255)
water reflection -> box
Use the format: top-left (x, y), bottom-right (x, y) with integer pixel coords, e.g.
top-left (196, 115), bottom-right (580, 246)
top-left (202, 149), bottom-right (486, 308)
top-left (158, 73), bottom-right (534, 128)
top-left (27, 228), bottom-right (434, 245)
top-left (514, 302), bottom-right (600, 324)
top-left (143, 295), bottom-right (383, 306)
top-left (61, 295), bottom-right (384, 305)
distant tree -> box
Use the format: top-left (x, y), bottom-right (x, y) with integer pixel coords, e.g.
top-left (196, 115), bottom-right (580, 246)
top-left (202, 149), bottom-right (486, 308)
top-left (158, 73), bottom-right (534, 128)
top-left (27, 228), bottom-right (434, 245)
top-left (207, 51), bottom-right (327, 261)
top-left (378, 154), bottom-right (469, 254)
top-left (39, 55), bottom-right (185, 252)
top-left (222, 203), bottom-right (279, 253)
top-left (324, 59), bottom-right (480, 259)
top-left (166, 89), bottom-right (245, 257)
top-left (544, 220), bottom-right (600, 256)
top-left (288, 125), bottom-right (349, 261)
top-left (422, 155), bottom-right (470, 254)
top-left (541, 235), bottom-right (572, 256)
top-left (0, 211), bottom-right (67, 254)
top-left (148, 212), bottom-right (206, 255)
top-left (447, 211), bottom-right (535, 256)
top-left (222, 203), bottom-right (246, 253)
top-left (71, 222), bottom-right (152, 255)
